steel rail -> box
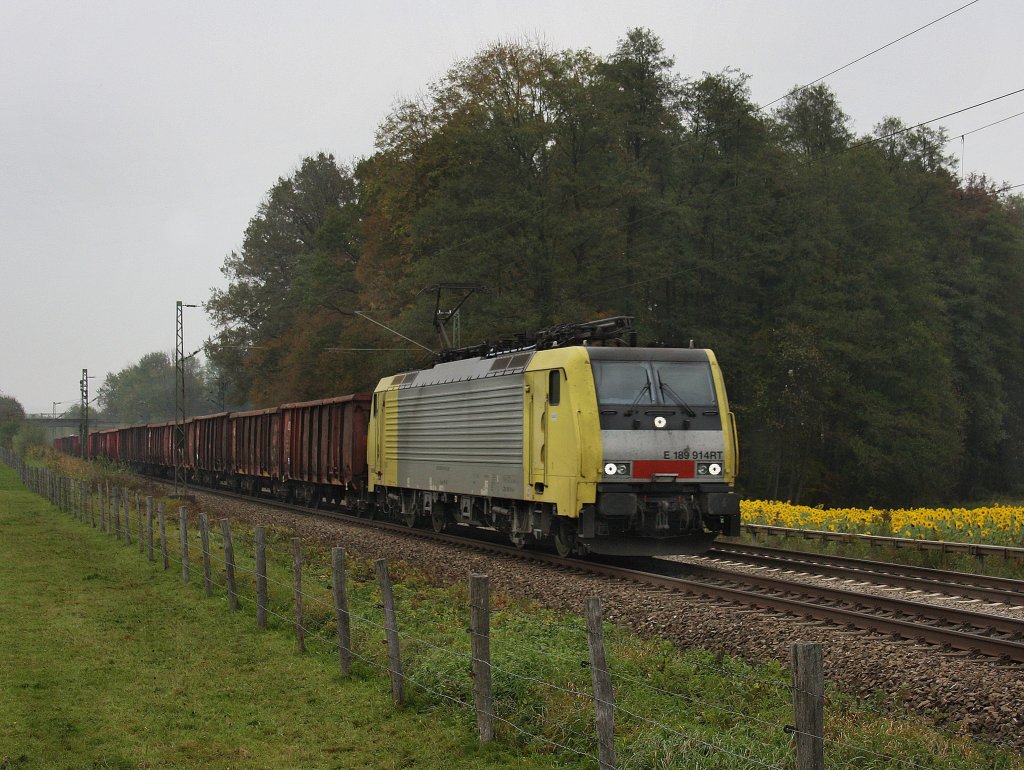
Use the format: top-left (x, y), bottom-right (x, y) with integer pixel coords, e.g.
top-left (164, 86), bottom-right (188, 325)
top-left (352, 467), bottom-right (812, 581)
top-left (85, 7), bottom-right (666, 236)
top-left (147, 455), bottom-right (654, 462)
top-left (669, 562), bottom-right (1024, 635)
top-left (704, 543), bottom-right (1024, 606)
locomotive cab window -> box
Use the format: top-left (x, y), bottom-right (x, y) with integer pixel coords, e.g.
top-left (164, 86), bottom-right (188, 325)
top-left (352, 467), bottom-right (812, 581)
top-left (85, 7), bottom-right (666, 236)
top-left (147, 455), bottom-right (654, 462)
top-left (592, 362), bottom-right (653, 404)
top-left (593, 360), bottom-right (716, 407)
top-left (548, 370), bottom-right (561, 406)
top-left (655, 362), bottom-right (717, 406)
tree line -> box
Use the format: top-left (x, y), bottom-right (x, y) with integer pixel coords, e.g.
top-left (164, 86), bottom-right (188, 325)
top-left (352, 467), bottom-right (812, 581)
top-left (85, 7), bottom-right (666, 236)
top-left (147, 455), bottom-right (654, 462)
top-left (195, 29), bottom-right (1024, 507)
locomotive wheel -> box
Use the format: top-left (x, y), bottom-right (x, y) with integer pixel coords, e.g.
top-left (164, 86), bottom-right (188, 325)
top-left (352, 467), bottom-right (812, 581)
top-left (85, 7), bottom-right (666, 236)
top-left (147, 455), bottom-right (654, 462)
top-left (402, 492), bottom-right (421, 527)
top-left (431, 508), bottom-right (447, 533)
top-left (553, 519), bottom-right (578, 558)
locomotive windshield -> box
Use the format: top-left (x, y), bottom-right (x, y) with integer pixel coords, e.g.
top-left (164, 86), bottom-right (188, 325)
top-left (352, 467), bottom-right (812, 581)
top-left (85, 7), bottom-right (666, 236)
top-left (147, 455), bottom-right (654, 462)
top-left (592, 360), bottom-right (717, 406)
top-left (655, 362), bottom-right (717, 406)
top-left (592, 361), bottom-right (654, 404)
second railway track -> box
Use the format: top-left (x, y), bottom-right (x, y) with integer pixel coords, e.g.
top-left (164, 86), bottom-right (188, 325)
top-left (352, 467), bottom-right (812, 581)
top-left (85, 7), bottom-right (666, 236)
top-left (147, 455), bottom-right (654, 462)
top-left (703, 541), bottom-right (1024, 606)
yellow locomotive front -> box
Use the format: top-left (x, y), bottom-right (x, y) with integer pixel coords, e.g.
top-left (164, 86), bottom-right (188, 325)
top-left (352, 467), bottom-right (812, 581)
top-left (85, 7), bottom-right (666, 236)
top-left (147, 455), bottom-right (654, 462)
top-left (523, 345), bottom-right (739, 556)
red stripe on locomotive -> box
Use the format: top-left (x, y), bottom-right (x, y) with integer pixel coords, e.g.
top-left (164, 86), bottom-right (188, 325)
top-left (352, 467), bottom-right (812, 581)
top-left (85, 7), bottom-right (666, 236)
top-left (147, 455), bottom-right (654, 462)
top-left (632, 459), bottom-right (696, 478)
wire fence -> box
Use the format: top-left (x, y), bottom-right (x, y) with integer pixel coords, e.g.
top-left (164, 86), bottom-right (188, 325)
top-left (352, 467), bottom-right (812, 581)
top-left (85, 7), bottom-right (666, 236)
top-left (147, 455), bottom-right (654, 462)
top-left (4, 449), bottom-right (1016, 770)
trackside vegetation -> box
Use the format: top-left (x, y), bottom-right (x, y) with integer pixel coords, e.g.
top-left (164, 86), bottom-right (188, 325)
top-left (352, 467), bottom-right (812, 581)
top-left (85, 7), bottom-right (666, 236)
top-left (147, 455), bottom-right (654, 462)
top-left (3, 459), bottom-right (1024, 769)
top-left (743, 499), bottom-right (1024, 549)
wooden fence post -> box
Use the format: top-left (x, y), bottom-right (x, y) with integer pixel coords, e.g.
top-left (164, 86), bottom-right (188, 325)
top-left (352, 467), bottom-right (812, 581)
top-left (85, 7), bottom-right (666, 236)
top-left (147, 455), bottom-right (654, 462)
top-left (159, 501), bottom-right (169, 570)
top-left (199, 513), bottom-right (213, 597)
top-left (96, 484), bottom-right (102, 529)
top-left (332, 547), bottom-right (352, 675)
top-left (791, 641), bottom-right (825, 770)
top-left (222, 519), bottom-right (238, 611)
top-left (586, 597), bottom-right (616, 770)
top-left (179, 507), bottom-right (190, 584)
top-left (146, 496), bottom-right (154, 562)
top-left (292, 538), bottom-right (305, 652)
top-left (376, 558), bottom-right (403, 705)
top-left (123, 492), bottom-right (131, 546)
top-left (255, 526), bottom-right (268, 629)
top-left (137, 493), bottom-right (144, 554)
top-left (470, 574), bottom-right (494, 744)
top-left (113, 488), bottom-right (121, 539)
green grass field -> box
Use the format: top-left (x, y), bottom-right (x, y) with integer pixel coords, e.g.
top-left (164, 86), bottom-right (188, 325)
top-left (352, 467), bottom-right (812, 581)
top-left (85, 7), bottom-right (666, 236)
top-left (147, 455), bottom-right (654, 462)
top-left (0, 464), bottom-right (572, 769)
top-left (2, 459), bottom-right (1023, 769)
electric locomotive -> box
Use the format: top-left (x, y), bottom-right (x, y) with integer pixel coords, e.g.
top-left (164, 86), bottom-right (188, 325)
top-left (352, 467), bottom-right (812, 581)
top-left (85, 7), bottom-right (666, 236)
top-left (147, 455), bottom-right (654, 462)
top-left (367, 318), bottom-right (740, 556)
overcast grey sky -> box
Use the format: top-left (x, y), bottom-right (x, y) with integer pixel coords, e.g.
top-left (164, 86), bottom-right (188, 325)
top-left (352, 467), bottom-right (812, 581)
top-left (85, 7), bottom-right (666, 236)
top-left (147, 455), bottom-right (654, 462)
top-left (2, 0), bottom-right (1022, 415)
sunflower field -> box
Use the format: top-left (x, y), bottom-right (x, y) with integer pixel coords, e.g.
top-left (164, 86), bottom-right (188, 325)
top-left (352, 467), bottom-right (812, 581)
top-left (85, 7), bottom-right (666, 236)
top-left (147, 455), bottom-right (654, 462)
top-left (740, 500), bottom-right (1024, 547)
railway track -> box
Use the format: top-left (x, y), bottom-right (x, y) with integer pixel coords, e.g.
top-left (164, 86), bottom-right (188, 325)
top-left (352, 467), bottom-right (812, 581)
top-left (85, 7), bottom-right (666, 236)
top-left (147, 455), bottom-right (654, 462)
top-left (703, 542), bottom-right (1024, 606)
top-left (175, 483), bottom-right (1024, 665)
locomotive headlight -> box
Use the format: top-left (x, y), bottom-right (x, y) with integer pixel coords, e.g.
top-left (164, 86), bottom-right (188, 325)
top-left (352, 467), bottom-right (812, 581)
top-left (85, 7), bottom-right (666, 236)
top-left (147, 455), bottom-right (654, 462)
top-left (603, 461), bottom-right (631, 477)
top-left (709, 463), bottom-right (722, 476)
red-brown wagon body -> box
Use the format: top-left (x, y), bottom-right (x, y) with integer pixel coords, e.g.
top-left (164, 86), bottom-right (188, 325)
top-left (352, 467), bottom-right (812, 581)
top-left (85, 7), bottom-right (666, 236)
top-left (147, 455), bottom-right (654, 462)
top-left (279, 394), bottom-right (370, 504)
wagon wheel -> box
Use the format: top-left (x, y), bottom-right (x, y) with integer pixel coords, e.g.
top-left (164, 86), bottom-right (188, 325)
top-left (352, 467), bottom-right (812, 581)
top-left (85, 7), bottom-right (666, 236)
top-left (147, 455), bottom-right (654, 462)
top-left (553, 518), bottom-right (578, 558)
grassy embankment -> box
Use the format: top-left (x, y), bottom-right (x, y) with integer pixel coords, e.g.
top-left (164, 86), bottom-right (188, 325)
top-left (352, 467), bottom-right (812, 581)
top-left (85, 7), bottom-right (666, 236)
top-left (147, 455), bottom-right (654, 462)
top-left (2, 460), bottom-right (1022, 769)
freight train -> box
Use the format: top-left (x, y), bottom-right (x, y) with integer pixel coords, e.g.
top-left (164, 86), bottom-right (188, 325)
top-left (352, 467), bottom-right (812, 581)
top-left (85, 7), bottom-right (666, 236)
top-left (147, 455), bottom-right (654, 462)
top-left (56, 318), bottom-right (740, 556)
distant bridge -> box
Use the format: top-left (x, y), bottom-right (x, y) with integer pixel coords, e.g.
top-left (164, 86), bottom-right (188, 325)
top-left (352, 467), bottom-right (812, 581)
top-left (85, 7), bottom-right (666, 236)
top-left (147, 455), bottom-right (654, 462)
top-left (26, 415), bottom-right (125, 443)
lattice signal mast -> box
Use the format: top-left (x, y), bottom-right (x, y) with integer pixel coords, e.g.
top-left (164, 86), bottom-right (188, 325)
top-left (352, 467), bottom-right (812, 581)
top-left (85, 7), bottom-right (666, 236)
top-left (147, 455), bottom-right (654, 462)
top-left (79, 368), bottom-right (89, 459)
top-left (175, 301), bottom-right (199, 496)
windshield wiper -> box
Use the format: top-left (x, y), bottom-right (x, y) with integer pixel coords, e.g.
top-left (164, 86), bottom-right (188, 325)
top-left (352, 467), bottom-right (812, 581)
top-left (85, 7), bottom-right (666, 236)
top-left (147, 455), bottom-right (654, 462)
top-left (660, 381), bottom-right (697, 417)
top-left (624, 381), bottom-right (652, 415)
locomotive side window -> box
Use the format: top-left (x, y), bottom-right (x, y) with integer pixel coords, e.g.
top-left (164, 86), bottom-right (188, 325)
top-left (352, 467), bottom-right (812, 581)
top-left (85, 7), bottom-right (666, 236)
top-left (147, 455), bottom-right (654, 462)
top-left (592, 362), bottom-right (653, 404)
top-left (548, 370), bottom-right (560, 405)
top-left (655, 362), bottom-right (717, 406)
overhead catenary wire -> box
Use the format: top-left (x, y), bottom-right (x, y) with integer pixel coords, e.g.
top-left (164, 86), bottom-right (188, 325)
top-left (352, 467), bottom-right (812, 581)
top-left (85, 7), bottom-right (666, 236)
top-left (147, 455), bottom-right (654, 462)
top-left (243, 7), bottom-right (961, 343)
top-left (417, 83), bottom-right (1024, 324)
top-left (948, 109), bottom-right (1024, 141)
top-left (844, 86), bottom-right (1024, 156)
top-left (758, 0), bottom-right (984, 112)
top-left (369, 2), bottom-right (1002, 296)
